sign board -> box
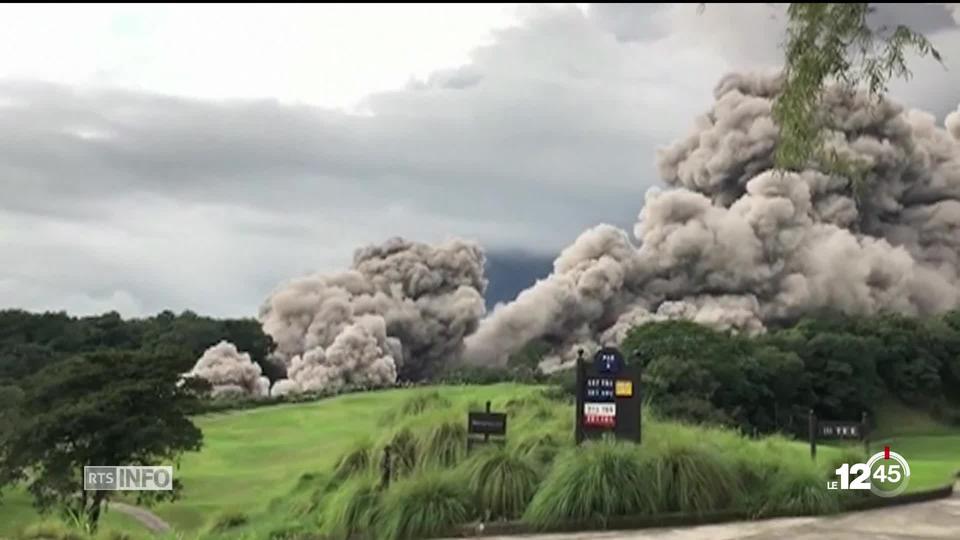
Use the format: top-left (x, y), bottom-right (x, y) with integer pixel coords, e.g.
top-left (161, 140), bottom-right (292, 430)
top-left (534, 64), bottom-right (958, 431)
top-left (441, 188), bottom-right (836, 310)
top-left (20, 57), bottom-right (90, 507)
top-left (467, 401), bottom-right (507, 452)
top-left (594, 346), bottom-right (625, 374)
top-left (575, 347), bottom-right (642, 444)
top-left (818, 421), bottom-right (862, 440)
top-left (808, 411), bottom-right (869, 459)
top-left (585, 377), bottom-right (615, 401)
top-left (468, 412), bottom-right (507, 436)
top-left (584, 402), bottom-right (616, 427)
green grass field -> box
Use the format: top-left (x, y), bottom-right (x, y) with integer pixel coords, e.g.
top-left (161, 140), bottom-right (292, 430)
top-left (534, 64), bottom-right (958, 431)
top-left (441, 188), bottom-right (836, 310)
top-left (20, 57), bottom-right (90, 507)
top-left (1, 385), bottom-right (957, 540)
top-left (0, 384), bottom-right (543, 537)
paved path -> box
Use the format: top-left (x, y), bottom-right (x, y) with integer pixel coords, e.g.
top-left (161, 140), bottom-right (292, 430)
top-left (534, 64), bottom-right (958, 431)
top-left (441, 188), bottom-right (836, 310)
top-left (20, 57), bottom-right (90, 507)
top-left (460, 483), bottom-right (960, 540)
top-left (108, 502), bottom-right (171, 533)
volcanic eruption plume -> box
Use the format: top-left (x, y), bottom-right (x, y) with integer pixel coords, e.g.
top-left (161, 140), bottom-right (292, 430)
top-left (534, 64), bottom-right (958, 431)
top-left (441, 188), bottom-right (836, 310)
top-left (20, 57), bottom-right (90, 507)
top-left (189, 72), bottom-right (960, 394)
top-left (462, 72), bottom-right (960, 370)
top-left (186, 340), bottom-right (271, 398)
top-left (260, 237), bottom-right (487, 396)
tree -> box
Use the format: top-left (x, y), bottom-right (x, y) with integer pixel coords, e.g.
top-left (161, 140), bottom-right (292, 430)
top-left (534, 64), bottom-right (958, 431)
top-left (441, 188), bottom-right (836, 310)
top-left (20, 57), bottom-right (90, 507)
top-left (699, 3), bottom-right (943, 174)
top-left (773, 3), bottom-right (942, 172)
top-left (0, 350), bottom-right (209, 531)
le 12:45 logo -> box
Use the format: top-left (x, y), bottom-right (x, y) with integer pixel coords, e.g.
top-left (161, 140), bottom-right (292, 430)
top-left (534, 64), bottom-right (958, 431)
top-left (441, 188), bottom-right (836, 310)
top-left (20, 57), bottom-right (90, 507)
top-left (827, 446), bottom-right (910, 498)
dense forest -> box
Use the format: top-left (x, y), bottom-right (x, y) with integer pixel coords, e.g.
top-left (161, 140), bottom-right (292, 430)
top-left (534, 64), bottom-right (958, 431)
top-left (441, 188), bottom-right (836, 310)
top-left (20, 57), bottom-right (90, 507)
top-left (1, 308), bottom-right (959, 439)
top-left (0, 309), bottom-right (281, 384)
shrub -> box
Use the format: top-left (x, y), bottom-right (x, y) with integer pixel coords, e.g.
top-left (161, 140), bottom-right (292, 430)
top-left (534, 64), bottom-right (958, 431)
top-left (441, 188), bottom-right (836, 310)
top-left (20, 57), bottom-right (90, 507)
top-left (210, 511), bottom-right (249, 532)
top-left (512, 431), bottom-right (564, 469)
top-left (379, 472), bottom-right (476, 540)
top-left (647, 442), bottom-right (743, 513)
top-left (16, 522), bottom-right (86, 540)
top-left (386, 428), bottom-right (420, 480)
top-left (465, 447), bottom-right (541, 520)
top-left (380, 392), bottom-right (453, 426)
top-left (333, 439), bottom-right (373, 481)
top-left (523, 439), bottom-right (657, 528)
top-left (755, 459), bottom-right (841, 516)
top-left (319, 474), bottom-right (382, 539)
top-left (421, 421), bottom-right (467, 469)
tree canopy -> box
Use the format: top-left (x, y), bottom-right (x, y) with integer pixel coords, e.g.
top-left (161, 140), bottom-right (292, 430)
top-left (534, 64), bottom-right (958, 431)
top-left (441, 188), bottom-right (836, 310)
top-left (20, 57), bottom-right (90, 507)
top-left (0, 349), bottom-right (209, 530)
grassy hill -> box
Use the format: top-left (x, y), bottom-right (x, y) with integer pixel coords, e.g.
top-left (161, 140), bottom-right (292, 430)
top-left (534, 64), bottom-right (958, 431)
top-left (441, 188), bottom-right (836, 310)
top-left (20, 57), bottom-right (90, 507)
top-left (1, 384), bottom-right (958, 540)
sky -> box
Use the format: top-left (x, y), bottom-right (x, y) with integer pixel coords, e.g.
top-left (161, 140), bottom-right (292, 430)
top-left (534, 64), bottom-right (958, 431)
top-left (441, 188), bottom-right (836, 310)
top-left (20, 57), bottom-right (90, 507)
top-left (2, 3), bottom-right (960, 318)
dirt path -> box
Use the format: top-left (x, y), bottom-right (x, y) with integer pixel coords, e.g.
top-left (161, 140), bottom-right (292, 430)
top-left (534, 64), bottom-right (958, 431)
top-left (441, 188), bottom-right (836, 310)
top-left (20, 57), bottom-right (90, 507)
top-left (454, 482), bottom-right (960, 540)
top-left (108, 502), bottom-right (171, 534)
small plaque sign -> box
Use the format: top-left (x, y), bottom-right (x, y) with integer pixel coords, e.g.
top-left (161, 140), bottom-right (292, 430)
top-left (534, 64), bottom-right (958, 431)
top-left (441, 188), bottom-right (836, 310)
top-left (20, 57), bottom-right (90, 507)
top-left (818, 421), bottom-right (861, 440)
top-left (468, 412), bottom-right (507, 436)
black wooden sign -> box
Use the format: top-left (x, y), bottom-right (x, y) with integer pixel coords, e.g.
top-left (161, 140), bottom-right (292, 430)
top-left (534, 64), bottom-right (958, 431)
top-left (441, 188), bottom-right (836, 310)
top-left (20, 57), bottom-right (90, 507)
top-left (467, 401), bottom-right (507, 451)
top-left (818, 421), bottom-right (862, 440)
top-left (575, 347), bottom-right (642, 444)
top-left (468, 411), bottom-right (507, 436)
top-left (808, 410), bottom-right (869, 459)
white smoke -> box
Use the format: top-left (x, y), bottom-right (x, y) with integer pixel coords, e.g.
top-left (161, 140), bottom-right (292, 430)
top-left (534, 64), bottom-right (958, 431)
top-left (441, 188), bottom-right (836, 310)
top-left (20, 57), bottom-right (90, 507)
top-left (463, 73), bottom-right (960, 368)
top-left (186, 340), bottom-right (270, 398)
top-left (260, 237), bottom-right (487, 396)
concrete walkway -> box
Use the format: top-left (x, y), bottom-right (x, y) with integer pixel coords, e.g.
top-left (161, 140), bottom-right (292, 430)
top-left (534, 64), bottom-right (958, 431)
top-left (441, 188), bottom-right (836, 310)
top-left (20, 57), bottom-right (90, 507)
top-left (461, 483), bottom-right (960, 540)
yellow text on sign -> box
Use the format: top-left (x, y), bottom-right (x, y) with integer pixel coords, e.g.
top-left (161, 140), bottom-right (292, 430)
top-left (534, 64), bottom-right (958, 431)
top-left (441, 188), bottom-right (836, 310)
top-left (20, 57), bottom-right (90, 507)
top-left (615, 380), bottom-right (633, 397)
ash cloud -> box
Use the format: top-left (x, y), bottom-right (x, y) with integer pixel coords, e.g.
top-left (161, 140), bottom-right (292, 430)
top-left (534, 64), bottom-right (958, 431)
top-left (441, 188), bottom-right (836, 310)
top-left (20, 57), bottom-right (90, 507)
top-left (260, 237), bottom-right (487, 395)
top-left (186, 340), bottom-right (270, 398)
top-left (463, 73), bottom-right (960, 369)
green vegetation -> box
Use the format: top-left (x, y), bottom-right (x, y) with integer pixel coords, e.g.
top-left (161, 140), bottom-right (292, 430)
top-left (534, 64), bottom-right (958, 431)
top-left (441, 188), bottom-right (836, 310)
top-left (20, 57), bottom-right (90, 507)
top-left (0, 309), bottom-right (279, 385)
top-left (2, 307), bottom-right (960, 539)
top-left (773, 3), bottom-right (942, 172)
top-left (622, 313), bottom-right (960, 437)
top-left (0, 385), bottom-right (957, 540)
top-left (0, 349), bottom-right (207, 532)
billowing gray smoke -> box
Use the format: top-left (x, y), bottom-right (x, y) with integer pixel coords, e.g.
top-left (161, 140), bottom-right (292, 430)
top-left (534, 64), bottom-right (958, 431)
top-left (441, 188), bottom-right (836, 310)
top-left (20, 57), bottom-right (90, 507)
top-left (186, 340), bottom-right (271, 398)
top-left (464, 73), bottom-right (960, 370)
top-left (261, 237), bottom-right (487, 395)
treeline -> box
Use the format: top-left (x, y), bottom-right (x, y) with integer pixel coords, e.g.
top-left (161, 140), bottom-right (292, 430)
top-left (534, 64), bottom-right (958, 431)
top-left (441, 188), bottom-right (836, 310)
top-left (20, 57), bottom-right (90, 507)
top-left (2, 307), bottom-right (959, 437)
top-left (620, 312), bottom-right (960, 436)
top-left (0, 309), bottom-right (280, 384)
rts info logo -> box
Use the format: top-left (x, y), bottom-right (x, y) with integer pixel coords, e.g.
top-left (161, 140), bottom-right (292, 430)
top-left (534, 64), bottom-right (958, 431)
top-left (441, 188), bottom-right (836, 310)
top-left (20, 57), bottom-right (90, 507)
top-left (827, 446), bottom-right (910, 497)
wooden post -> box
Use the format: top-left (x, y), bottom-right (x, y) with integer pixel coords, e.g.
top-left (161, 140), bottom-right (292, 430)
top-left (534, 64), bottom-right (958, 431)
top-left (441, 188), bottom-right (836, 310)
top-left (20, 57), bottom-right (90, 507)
top-left (575, 348), bottom-right (585, 445)
top-left (381, 444), bottom-right (392, 489)
top-left (861, 411), bottom-right (869, 455)
top-left (636, 352), bottom-right (643, 445)
top-left (484, 401), bottom-right (491, 444)
top-left (808, 409), bottom-right (817, 460)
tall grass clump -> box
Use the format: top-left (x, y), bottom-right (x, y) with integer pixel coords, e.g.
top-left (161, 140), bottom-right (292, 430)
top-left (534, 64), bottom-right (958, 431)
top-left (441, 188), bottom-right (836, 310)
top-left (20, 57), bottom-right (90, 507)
top-left (333, 439), bottom-right (373, 481)
top-left (465, 447), bottom-right (541, 520)
top-left (382, 428), bottom-right (420, 480)
top-left (755, 458), bottom-right (841, 517)
top-left (647, 442), bottom-right (744, 513)
top-left (523, 439), bottom-right (657, 528)
top-left (512, 431), bottom-right (564, 469)
top-left (378, 472), bottom-right (475, 540)
top-left (421, 421), bottom-right (468, 469)
top-left (209, 511), bottom-right (249, 532)
top-left (319, 473), bottom-right (383, 539)
top-left (380, 391), bottom-right (452, 426)
top-left (16, 521), bottom-right (87, 540)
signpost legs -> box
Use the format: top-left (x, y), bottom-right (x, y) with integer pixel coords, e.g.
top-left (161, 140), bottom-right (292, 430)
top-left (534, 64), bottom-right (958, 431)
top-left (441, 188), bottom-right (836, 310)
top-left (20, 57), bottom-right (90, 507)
top-left (809, 409), bottom-right (817, 460)
top-left (575, 349), bottom-right (585, 445)
top-left (484, 401), bottom-right (491, 445)
top-left (861, 411), bottom-right (869, 455)
top-left (381, 444), bottom-right (392, 489)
